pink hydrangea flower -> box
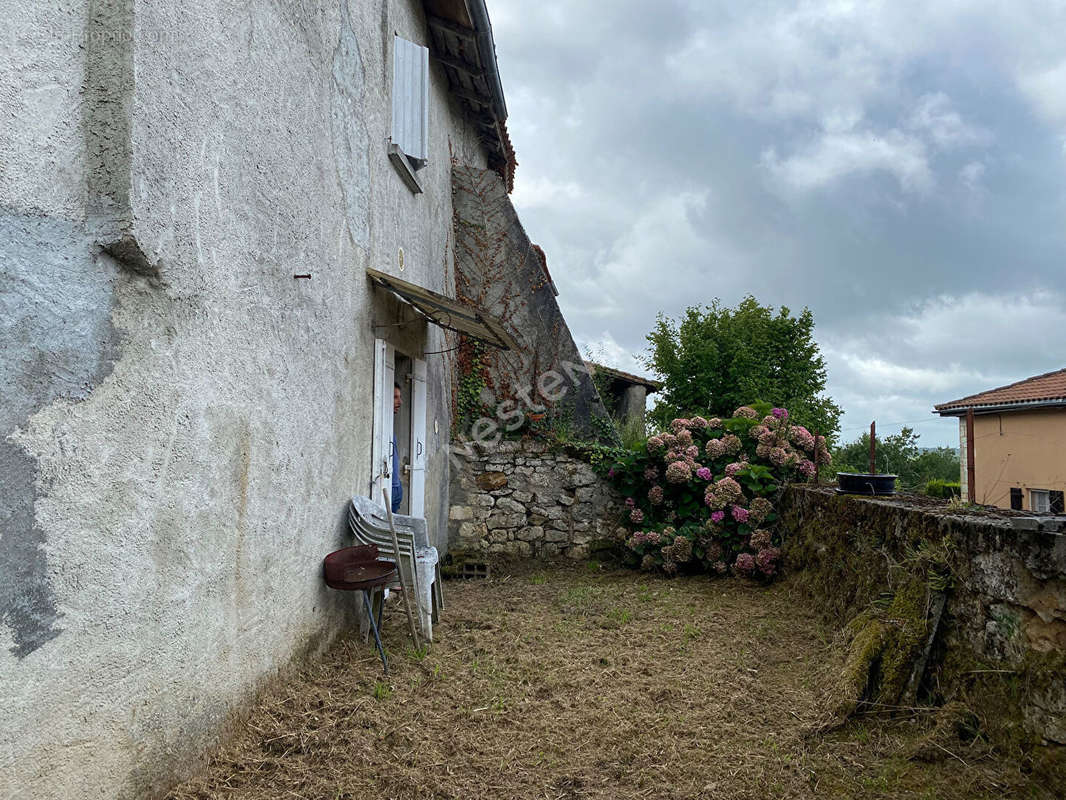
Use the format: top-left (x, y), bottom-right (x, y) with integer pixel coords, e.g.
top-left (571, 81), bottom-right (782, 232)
top-left (721, 434), bottom-right (742, 455)
top-left (704, 486), bottom-right (724, 509)
top-left (708, 417), bottom-right (723, 429)
top-left (670, 418), bottom-right (690, 433)
top-left (713, 560), bottom-right (729, 574)
top-left (685, 445), bottom-right (700, 459)
top-left (769, 446), bottom-right (788, 467)
top-left (731, 505), bottom-right (750, 523)
top-left (647, 435), bottom-right (665, 453)
top-left (696, 466), bottom-right (712, 481)
top-left (797, 459), bottom-right (816, 478)
top-left (749, 497), bottom-right (773, 523)
top-left (755, 443), bottom-right (771, 459)
top-left (646, 530), bottom-right (661, 544)
top-left (749, 529), bottom-right (772, 550)
top-left (643, 466), bottom-right (659, 481)
top-left (732, 406), bottom-right (759, 419)
top-left (665, 460), bottom-right (692, 484)
top-left (648, 485), bottom-right (664, 505)
top-left (677, 429), bottom-right (694, 446)
top-left (689, 416), bottom-right (709, 429)
top-left (772, 408), bottom-right (788, 420)
top-left (734, 552), bottom-right (756, 576)
top-left (756, 546), bottom-right (781, 576)
top-left (749, 424), bottom-right (769, 441)
top-left (710, 510), bottom-right (726, 523)
top-left (630, 508), bottom-right (645, 524)
top-left (725, 461), bottom-right (747, 477)
top-left (714, 477), bottom-right (744, 505)
top-left (705, 438), bottom-right (726, 459)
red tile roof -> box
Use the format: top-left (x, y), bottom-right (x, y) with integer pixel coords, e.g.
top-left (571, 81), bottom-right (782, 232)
top-left (935, 367), bottom-right (1066, 414)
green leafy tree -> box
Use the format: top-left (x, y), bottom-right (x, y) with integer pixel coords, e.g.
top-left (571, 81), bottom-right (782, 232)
top-left (834, 427), bottom-right (959, 490)
top-left (645, 296), bottom-right (842, 441)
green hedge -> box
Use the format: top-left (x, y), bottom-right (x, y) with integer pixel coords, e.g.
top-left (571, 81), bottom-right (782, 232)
top-left (925, 479), bottom-right (961, 499)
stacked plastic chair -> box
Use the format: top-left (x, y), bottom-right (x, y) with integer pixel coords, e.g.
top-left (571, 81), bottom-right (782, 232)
top-left (348, 495), bottom-right (443, 640)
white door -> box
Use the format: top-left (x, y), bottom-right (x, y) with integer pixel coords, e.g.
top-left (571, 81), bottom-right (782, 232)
top-left (408, 358), bottom-right (427, 517)
top-left (371, 339), bottom-right (396, 505)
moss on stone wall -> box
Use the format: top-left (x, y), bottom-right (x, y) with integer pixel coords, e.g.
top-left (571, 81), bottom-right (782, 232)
top-left (780, 486), bottom-right (1066, 777)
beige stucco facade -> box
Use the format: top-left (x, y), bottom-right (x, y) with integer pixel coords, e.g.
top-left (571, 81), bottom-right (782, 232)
top-left (962, 408), bottom-right (1066, 509)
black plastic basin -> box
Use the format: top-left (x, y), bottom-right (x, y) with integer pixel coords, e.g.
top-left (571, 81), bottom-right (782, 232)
top-left (836, 472), bottom-right (898, 495)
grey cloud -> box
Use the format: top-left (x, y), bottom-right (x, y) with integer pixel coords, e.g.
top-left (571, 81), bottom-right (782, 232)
top-left (489, 0), bottom-right (1066, 444)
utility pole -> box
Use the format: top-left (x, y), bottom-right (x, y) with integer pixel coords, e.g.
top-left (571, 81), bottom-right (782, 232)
top-left (869, 421), bottom-right (876, 475)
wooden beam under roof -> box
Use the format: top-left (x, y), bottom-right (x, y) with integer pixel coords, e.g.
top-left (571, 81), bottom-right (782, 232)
top-left (426, 14), bottom-right (476, 40)
top-left (431, 51), bottom-right (482, 76)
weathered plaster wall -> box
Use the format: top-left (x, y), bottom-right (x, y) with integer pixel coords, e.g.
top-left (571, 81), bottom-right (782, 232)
top-left (780, 487), bottom-right (1066, 745)
top-left (1, 1), bottom-right (486, 797)
top-left (450, 165), bottom-right (614, 442)
top-left (448, 440), bottom-right (624, 560)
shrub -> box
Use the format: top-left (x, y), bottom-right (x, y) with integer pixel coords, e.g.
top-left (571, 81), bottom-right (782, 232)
top-left (604, 403), bottom-right (830, 580)
top-left (925, 479), bottom-right (961, 499)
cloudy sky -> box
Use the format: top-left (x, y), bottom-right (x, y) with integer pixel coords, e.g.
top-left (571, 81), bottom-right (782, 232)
top-left (487, 0), bottom-right (1066, 446)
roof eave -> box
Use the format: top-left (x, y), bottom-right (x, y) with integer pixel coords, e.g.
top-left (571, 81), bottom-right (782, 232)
top-left (934, 398), bottom-right (1066, 417)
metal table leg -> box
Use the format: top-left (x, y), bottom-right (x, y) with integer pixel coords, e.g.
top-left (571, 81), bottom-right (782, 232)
top-left (363, 589), bottom-right (388, 675)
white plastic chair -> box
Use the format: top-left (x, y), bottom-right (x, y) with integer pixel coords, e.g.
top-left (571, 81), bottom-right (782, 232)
top-left (348, 496), bottom-right (442, 639)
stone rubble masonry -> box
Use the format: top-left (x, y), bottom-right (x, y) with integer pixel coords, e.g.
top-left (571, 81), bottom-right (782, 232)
top-left (448, 439), bottom-right (625, 560)
top-left (781, 486), bottom-right (1066, 745)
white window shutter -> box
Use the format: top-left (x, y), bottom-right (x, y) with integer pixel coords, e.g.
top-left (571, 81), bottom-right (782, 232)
top-left (392, 36), bottom-right (429, 163)
top-left (408, 359), bottom-right (428, 518)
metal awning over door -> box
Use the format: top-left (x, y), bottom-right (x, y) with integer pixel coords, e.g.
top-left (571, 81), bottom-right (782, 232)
top-left (366, 267), bottom-right (518, 351)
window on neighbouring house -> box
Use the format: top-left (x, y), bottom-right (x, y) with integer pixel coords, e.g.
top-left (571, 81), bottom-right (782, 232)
top-left (1051, 490), bottom-right (1065, 514)
top-left (389, 35), bottom-right (429, 190)
top-left (1010, 487), bottom-right (1023, 510)
top-left (1030, 489), bottom-right (1051, 513)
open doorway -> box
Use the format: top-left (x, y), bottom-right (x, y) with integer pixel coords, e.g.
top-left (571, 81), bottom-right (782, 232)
top-left (394, 353), bottom-right (413, 516)
top-left (373, 339), bottom-right (427, 518)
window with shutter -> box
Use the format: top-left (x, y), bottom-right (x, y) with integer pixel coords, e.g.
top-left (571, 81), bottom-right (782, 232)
top-left (1009, 487), bottom-right (1023, 510)
top-left (1030, 489), bottom-right (1051, 513)
top-left (391, 36), bottom-right (429, 164)
top-left (1051, 490), bottom-right (1065, 514)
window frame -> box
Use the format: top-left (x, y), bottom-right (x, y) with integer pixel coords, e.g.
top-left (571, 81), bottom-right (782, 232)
top-left (1030, 488), bottom-right (1051, 513)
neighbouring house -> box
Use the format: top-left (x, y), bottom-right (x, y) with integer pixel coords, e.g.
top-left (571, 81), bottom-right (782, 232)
top-left (586, 362), bottom-right (663, 430)
top-left (934, 368), bottom-right (1066, 511)
top-left (0, 2), bottom-right (548, 797)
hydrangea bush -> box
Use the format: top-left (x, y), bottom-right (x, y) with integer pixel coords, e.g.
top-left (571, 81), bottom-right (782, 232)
top-left (604, 403), bottom-right (831, 580)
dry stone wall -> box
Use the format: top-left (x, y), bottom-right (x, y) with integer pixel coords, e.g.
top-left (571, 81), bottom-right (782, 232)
top-left (780, 486), bottom-right (1066, 746)
top-left (448, 440), bottom-right (624, 560)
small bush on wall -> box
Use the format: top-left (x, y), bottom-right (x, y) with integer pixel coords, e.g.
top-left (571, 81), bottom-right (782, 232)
top-left (603, 402), bottom-right (831, 579)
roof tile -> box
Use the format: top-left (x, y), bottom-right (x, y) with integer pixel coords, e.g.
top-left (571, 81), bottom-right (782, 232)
top-left (935, 367), bottom-right (1066, 412)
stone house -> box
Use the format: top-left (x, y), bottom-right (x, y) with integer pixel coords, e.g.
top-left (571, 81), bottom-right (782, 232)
top-left (935, 368), bottom-right (1066, 510)
top-left (0, 1), bottom-right (561, 797)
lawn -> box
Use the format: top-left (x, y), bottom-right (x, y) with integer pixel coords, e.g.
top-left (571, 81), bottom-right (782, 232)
top-left (167, 565), bottom-right (1056, 799)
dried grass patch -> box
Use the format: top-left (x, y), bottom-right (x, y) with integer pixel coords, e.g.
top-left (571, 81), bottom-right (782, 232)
top-left (167, 565), bottom-right (1057, 800)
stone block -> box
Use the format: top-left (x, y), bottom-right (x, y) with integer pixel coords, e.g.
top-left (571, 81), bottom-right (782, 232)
top-left (473, 494), bottom-right (496, 507)
top-left (1011, 517), bottom-right (1041, 531)
top-left (449, 505), bottom-right (473, 521)
top-left (496, 497), bottom-right (527, 514)
top-left (567, 545), bottom-right (590, 559)
top-left (544, 528), bottom-right (568, 543)
top-left (487, 529), bottom-right (511, 544)
top-left (513, 541), bottom-right (533, 558)
top-left (477, 471), bottom-right (508, 491)
top-left (558, 494), bottom-right (575, 506)
top-left (575, 487), bottom-right (595, 502)
top-left (512, 491), bottom-right (533, 503)
top-left (487, 512), bottom-right (525, 529)
top-left (490, 488), bottom-right (514, 497)
top-left (516, 526), bottom-right (544, 542)
top-left (458, 522), bottom-right (487, 541)
top-left (571, 504), bottom-right (594, 522)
